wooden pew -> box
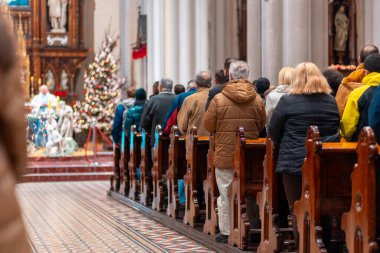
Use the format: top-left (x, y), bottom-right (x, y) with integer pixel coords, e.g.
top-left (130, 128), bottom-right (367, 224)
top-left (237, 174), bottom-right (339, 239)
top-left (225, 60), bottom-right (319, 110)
top-left (121, 132), bottom-right (130, 196)
top-left (228, 128), bottom-right (266, 250)
top-left (183, 127), bottom-right (209, 227)
top-left (151, 125), bottom-right (170, 212)
top-left (203, 133), bottom-right (219, 235)
top-left (341, 127), bottom-right (380, 253)
top-left (128, 125), bottom-right (142, 200)
top-left (257, 135), bottom-right (293, 253)
top-left (166, 126), bottom-right (187, 218)
top-left (294, 126), bottom-right (357, 253)
top-left (139, 129), bottom-right (153, 206)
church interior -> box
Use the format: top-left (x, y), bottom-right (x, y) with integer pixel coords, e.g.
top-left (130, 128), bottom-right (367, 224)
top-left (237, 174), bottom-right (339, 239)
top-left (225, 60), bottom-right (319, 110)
top-left (1, 0), bottom-right (380, 252)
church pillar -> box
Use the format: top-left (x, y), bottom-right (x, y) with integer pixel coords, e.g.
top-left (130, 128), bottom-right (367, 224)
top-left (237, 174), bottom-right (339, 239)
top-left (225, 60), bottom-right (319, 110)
top-left (195, 0), bottom-right (210, 73)
top-left (147, 0), bottom-right (164, 95)
top-left (178, 0), bottom-right (195, 84)
top-left (247, 0), bottom-right (261, 80)
top-left (163, 0), bottom-right (179, 83)
top-left (283, 0), bottom-right (311, 67)
top-left (311, 0), bottom-right (328, 69)
top-left (372, 1), bottom-right (380, 47)
top-left (261, 0), bottom-right (283, 84)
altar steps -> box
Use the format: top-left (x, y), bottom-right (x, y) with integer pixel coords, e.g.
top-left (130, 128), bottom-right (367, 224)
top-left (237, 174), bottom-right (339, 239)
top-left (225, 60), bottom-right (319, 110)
top-left (23, 152), bottom-right (113, 182)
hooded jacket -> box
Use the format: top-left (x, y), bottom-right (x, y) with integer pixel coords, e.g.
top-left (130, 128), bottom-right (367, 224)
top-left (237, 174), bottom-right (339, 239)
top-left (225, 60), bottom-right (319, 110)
top-left (124, 99), bottom-right (146, 135)
top-left (204, 79), bottom-right (266, 169)
top-left (369, 85), bottom-right (380, 144)
top-left (340, 72), bottom-right (380, 141)
top-left (335, 64), bottom-right (365, 116)
top-left (265, 84), bottom-right (289, 126)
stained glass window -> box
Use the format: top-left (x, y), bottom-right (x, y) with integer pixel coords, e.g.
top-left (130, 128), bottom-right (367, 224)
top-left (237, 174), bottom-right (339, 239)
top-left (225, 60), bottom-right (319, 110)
top-left (7, 0), bottom-right (29, 6)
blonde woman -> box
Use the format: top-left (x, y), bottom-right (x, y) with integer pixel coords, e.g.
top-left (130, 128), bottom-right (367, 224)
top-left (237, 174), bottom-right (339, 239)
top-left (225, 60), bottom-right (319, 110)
top-left (265, 67), bottom-right (295, 126)
top-left (268, 62), bottom-right (339, 212)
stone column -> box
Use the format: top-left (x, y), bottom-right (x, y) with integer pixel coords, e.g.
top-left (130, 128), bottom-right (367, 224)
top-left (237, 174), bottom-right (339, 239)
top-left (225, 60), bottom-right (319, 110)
top-left (283, 0), bottom-right (311, 67)
top-left (261, 0), bottom-right (283, 84)
top-left (147, 0), bottom-right (164, 95)
top-left (364, 0), bottom-right (374, 45)
top-left (373, 0), bottom-right (380, 47)
top-left (311, 0), bottom-right (328, 69)
top-left (247, 0), bottom-right (261, 80)
top-left (195, 0), bottom-right (210, 73)
top-left (164, 0), bottom-right (179, 83)
top-left (178, 0), bottom-right (195, 84)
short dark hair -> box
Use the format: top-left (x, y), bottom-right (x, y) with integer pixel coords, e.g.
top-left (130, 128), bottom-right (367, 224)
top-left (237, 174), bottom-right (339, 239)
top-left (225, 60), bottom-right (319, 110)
top-left (224, 58), bottom-right (237, 76)
top-left (254, 77), bottom-right (270, 98)
top-left (174, 84), bottom-right (185, 95)
top-left (364, 53), bottom-right (380, 73)
top-left (322, 68), bottom-right (344, 97)
top-left (152, 81), bottom-right (159, 95)
top-left (215, 69), bottom-right (225, 84)
top-left (195, 71), bottom-right (212, 88)
top-left (360, 44), bottom-right (379, 63)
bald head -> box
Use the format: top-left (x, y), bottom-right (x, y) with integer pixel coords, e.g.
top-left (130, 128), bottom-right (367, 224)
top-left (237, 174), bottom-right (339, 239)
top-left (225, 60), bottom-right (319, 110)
top-left (360, 44), bottom-right (379, 63)
top-left (195, 71), bottom-right (212, 88)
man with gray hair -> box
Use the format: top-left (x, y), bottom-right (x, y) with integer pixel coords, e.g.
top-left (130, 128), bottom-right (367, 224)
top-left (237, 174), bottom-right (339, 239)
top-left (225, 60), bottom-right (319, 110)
top-left (204, 61), bottom-right (266, 243)
top-left (141, 78), bottom-right (176, 146)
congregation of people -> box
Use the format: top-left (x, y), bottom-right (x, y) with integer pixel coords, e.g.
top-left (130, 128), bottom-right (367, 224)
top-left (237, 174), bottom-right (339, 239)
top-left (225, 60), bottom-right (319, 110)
top-left (111, 44), bottom-right (380, 244)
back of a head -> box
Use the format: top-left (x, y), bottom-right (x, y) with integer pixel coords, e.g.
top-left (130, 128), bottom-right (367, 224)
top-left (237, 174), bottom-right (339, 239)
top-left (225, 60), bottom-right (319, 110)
top-left (360, 44), bottom-right (379, 63)
top-left (127, 86), bottom-right (136, 98)
top-left (322, 68), bottom-right (344, 96)
top-left (224, 58), bottom-right (237, 76)
top-left (135, 88), bottom-right (147, 100)
top-left (174, 84), bottom-right (185, 95)
top-left (152, 81), bottom-right (159, 95)
top-left (160, 78), bottom-right (173, 92)
top-left (195, 71), bottom-right (212, 88)
top-left (290, 62), bottom-right (332, 95)
top-left (215, 69), bottom-right (225, 85)
top-left (278, 67), bottom-right (295, 86)
top-left (255, 78), bottom-right (270, 96)
top-left (229, 61), bottom-right (250, 80)
top-left (363, 53), bottom-right (380, 73)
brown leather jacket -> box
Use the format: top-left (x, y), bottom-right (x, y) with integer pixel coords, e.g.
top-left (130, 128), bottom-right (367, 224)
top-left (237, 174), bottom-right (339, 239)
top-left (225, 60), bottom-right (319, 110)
top-left (204, 79), bottom-right (266, 169)
top-left (0, 22), bottom-right (31, 253)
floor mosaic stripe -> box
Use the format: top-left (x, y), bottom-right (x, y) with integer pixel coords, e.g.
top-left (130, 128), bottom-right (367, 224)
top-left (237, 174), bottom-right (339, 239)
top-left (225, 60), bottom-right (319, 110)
top-left (17, 181), bottom-right (215, 253)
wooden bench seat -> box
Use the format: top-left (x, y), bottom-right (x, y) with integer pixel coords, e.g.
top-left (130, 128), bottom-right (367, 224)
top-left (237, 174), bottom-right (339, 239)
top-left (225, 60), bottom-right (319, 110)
top-left (128, 125), bottom-right (142, 200)
top-left (139, 129), bottom-right (153, 206)
top-left (151, 125), bottom-right (170, 212)
top-left (183, 127), bottom-right (209, 227)
top-left (341, 127), bottom-right (380, 253)
top-left (294, 126), bottom-right (357, 253)
top-left (203, 134), bottom-right (219, 235)
top-left (229, 128), bottom-right (266, 250)
top-left (166, 126), bottom-right (186, 218)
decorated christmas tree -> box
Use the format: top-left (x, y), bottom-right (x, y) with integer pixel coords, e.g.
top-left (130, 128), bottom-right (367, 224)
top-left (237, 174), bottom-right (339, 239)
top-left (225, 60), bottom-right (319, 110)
top-left (73, 33), bottom-right (120, 134)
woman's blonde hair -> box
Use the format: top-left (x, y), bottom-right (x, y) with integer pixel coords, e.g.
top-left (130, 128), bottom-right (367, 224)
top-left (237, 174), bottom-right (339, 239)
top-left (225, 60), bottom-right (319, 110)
top-left (289, 62), bottom-right (332, 95)
top-left (278, 67), bottom-right (295, 86)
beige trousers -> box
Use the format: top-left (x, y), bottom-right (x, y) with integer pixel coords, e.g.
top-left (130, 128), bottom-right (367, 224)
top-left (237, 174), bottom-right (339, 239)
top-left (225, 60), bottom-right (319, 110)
top-left (215, 167), bottom-right (234, 235)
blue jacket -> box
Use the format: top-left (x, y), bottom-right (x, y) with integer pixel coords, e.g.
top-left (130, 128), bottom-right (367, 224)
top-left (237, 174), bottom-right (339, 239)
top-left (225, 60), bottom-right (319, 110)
top-left (369, 85), bottom-right (380, 144)
top-left (111, 104), bottom-right (127, 143)
top-left (124, 100), bottom-right (146, 135)
top-left (162, 87), bottom-right (197, 130)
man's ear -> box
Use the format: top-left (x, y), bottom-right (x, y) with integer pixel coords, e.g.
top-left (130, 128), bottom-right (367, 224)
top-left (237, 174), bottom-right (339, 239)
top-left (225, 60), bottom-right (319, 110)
top-left (364, 69), bottom-right (370, 76)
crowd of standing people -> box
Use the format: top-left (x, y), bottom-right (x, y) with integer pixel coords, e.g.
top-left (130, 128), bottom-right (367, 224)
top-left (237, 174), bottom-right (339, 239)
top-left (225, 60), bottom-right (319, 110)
top-left (112, 44), bottom-right (380, 244)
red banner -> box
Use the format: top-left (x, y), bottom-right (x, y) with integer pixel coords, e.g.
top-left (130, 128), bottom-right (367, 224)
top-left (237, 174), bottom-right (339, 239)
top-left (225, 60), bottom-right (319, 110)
top-left (132, 45), bottom-right (147, 59)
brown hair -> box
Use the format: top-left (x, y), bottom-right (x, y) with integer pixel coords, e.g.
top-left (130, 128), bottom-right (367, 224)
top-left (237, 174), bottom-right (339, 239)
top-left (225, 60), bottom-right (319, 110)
top-left (126, 86), bottom-right (136, 98)
top-left (289, 62), bottom-right (331, 95)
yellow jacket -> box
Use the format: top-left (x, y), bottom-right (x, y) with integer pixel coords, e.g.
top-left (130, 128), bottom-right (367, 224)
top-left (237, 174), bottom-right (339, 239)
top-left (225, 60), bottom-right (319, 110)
top-left (340, 72), bottom-right (380, 141)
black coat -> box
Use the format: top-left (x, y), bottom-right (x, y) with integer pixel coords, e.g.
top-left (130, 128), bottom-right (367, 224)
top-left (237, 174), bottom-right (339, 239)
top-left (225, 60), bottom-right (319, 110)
top-left (205, 76), bottom-right (229, 110)
top-left (141, 92), bottom-right (176, 146)
top-left (268, 94), bottom-right (340, 176)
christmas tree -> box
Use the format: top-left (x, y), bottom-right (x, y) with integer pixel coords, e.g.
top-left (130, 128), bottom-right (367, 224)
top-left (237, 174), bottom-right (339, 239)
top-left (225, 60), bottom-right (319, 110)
top-left (73, 33), bottom-right (120, 134)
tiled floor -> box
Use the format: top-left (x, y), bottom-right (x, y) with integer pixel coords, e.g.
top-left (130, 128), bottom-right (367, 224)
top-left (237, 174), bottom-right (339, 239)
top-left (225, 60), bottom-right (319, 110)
top-left (17, 181), bottom-right (214, 253)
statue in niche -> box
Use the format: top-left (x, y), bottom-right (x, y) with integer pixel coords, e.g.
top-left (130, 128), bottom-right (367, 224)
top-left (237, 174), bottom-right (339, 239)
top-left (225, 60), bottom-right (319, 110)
top-left (48, 0), bottom-right (67, 33)
top-left (334, 5), bottom-right (349, 51)
top-left (60, 70), bottom-right (69, 90)
top-left (45, 70), bottom-right (55, 90)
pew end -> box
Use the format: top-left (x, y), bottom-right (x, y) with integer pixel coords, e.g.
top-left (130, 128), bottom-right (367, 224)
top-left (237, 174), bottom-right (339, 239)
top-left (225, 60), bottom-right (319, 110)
top-left (128, 125), bottom-right (142, 200)
top-left (139, 129), bottom-right (153, 206)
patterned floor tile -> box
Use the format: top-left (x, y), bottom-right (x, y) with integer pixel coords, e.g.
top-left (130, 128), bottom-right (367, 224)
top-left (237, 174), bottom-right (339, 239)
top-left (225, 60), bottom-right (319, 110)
top-left (17, 181), bottom-right (215, 253)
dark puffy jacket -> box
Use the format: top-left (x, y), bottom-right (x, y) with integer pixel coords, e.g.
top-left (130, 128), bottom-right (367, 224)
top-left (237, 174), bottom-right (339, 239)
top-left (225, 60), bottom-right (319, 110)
top-left (141, 92), bottom-right (176, 146)
top-left (369, 85), bottom-right (380, 144)
top-left (269, 94), bottom-right (340, 176)
top-left (124, 100), bottom-right (146, 135)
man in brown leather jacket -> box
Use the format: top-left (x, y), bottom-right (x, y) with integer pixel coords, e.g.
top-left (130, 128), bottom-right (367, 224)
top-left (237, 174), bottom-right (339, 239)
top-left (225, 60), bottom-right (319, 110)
top-left (0, 11), bottom-right (31, 253)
